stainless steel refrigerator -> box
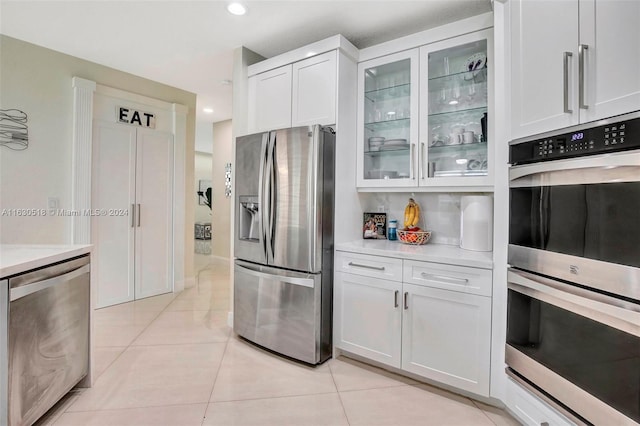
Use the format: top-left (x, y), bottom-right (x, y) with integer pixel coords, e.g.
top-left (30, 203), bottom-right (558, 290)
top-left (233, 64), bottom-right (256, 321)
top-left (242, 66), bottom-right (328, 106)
top-left (233, 124), bottom-right (335, 365)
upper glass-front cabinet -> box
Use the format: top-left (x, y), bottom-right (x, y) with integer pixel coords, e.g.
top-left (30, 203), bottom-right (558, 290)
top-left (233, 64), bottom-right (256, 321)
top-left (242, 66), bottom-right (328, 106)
top-left (357, 29), bottom-right (493, 190)
top-left (357, 50), bottom-right (419, 188)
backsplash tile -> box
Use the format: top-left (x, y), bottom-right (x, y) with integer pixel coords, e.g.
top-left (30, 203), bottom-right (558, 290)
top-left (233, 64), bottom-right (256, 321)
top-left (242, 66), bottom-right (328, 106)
top-left (358, 192), bottom-right (490, 246)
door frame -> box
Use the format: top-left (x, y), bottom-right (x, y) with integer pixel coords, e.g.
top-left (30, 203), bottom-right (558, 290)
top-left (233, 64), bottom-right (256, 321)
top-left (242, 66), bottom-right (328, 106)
top-left (71, 77), bottom-right (187, 294)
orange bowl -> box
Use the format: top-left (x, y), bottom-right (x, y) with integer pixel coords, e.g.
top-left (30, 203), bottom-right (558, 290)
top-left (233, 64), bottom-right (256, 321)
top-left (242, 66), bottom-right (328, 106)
top-left (397, 230), bottom-right (432, 245)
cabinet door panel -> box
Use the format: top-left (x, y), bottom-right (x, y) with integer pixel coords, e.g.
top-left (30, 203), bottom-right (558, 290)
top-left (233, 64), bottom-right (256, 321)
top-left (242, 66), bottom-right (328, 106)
top-left (92, 121), bottom-right (136, 308)
top-left (356, 50), bottom-right (419, 188)
top-left (511, 0), bottom-right (579, 139)
top-left (135, 128), bottom-right (173, 300)
top-left (335, 272), bottom-right (402, 368)
top-left (402, 284), bottom-right (491, 396)
top-left (292, 51), bottom-right (337, 126)
top-left (580, 0), bottom-right (640, 122)
top-left (248, 65), bottom-right (293, 133)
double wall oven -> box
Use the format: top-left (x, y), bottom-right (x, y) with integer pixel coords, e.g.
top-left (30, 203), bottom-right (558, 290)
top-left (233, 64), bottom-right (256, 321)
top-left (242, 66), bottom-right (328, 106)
top-left (507, 111), bottom-right (640, 425)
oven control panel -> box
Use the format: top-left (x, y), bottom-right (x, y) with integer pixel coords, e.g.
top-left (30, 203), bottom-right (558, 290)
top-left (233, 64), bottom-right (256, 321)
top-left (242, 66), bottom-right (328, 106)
top-left (510, 111), bottom-right (640, 165)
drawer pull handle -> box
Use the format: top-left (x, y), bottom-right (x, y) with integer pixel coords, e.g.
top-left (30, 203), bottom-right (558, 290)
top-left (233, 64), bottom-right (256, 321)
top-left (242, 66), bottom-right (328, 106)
top-left (348, 262), bottom-right (386, 271)
top-left (394, 290), bottom-right (399, 308)
top-left (420, 272), bottom-right (469, 284)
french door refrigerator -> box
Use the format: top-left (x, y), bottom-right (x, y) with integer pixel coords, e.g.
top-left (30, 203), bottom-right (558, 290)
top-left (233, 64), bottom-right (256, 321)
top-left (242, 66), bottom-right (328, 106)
top-left (234, 124), bottom-right (335, 365)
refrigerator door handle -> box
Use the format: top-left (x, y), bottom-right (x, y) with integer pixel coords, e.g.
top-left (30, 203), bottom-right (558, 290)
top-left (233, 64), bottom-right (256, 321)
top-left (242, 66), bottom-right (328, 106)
top-left (264, 131), bottom-right (276, 262)
top-left (235, 263), bottom-right (315, 288)
top-left (259, 132), bottom-right (269, 258)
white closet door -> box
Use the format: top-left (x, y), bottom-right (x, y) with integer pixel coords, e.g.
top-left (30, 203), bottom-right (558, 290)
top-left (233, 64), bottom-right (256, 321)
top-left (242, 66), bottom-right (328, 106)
top-left (134, 128), bottom-right (174, 299)
top-left (92, 121), bottom-right (136, 308)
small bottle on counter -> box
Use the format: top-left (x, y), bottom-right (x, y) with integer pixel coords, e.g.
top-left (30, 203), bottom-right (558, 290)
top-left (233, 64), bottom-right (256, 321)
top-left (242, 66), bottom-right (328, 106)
top-left (388, 220), bottom-right (397, 241)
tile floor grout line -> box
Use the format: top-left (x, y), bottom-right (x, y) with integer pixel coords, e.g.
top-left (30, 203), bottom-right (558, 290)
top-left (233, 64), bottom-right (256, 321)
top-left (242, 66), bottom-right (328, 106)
top-left (471, 399), bottom-right (502, 426)
top-left (201, 321), bottom-right (232, 425)
top-left (62, 295), bottom-right (176, 416)
top-left (56, 401), bottom-right (210, 415)
top-left (328, 361), bottom-right (353, 426)
top-left (208, 389), bottom-right (341, 405)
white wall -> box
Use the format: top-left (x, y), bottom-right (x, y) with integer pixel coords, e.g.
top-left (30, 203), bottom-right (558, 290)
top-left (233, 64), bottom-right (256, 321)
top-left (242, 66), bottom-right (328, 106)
top-left (0, 35), bottom-right (197, 280)
top-left (212, 120), bottom-right (233, 260)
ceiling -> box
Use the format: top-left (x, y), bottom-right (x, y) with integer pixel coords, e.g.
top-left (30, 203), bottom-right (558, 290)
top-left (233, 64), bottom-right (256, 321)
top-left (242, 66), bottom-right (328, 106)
top-left (0, 1), bottom-right (492, 124)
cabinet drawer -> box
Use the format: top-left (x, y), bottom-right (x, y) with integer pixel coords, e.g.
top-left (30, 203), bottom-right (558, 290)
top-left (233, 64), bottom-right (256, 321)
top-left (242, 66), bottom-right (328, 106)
top-left (335, 251), bottom-right (402, 282)
top-left (403, 260), bottom-right (492, 297)
top-left (507, 378), bottom-right (576, 426)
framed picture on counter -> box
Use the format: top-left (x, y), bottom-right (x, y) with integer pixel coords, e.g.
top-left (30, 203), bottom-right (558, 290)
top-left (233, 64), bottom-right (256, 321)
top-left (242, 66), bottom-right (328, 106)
top-left (363, 212), bottom-right (387, 239)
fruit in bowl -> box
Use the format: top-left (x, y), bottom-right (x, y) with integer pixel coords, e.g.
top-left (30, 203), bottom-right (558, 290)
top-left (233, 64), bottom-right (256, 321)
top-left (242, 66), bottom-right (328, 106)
top-left (403, 198), bottom-right (420, 230)
top-left (399, 198), bottom-right (431, 244)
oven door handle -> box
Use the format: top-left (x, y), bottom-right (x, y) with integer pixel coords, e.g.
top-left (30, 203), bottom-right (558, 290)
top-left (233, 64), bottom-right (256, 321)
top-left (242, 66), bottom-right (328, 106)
top-left (508, 268), bottom-right (640, 338)
top-left (509, 151), bottom-right (640, 186)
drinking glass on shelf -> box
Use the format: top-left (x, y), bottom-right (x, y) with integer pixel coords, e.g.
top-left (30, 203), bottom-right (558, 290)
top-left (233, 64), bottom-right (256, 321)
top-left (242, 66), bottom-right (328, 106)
top-left (466, 82), bottom-right (477, 107)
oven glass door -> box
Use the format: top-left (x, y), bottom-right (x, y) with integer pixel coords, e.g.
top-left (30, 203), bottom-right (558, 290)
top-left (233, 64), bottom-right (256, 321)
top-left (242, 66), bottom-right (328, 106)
top-left (510, 181), bottom-right (640, 268)
top-left (507, 270), bottom-right (640, 424)
top-left (508, 152), bottom-right (640, 300)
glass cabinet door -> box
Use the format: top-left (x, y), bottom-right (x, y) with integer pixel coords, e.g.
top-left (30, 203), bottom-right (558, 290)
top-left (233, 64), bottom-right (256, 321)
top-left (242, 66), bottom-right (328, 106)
top-left (422, 34), bottom-right (490, 182)
top-left (358, 50), bottom-right (418, 187)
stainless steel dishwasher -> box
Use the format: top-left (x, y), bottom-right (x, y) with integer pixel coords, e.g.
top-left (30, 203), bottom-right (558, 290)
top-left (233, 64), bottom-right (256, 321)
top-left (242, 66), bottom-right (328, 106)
top-left (1, 255), bottom-right (90, 426)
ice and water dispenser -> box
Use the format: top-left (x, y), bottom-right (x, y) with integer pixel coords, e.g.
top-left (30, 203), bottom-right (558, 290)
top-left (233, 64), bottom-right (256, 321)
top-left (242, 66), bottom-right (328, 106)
top-left (238, 195), bottom-right (260, 241)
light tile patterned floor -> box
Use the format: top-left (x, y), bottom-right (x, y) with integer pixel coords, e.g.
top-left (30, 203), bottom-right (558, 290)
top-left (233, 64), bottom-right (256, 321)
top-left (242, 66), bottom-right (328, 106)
top-left (36, 256), bottom-right (520, 426)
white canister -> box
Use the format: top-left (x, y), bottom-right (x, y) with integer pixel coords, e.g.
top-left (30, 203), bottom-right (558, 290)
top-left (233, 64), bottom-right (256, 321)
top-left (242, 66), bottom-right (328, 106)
top-left (460, 195), bottom-right (493, 252)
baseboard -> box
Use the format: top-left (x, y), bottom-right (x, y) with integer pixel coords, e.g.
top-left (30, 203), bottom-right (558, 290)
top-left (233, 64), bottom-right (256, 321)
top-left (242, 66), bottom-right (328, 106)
top-left (227, 311), bottom-right (233, 328)
top-left (211, 255), bottom-right (230, 263)
top-left (182, 276), bottom-right (196, 290)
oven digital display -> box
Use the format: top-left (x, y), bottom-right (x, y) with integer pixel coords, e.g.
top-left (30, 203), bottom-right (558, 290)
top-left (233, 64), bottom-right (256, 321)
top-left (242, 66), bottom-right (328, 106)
top-left (570, 132), bottom-right (584, 142)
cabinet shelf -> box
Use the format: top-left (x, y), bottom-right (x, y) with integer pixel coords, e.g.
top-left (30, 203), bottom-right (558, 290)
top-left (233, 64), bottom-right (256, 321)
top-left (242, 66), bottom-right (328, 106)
top-left (428, 141), bottom-right (487, 154)
top-left (365, 83), bottom-right (411, 102)
top-left (428, 67), bottom-right (487, 86)
top-left (365, 146), bottom-right (410, 156)
top-left (428, 106), bottom-right (487, 120)
top-left (365, 117), bottom-right (411, 132)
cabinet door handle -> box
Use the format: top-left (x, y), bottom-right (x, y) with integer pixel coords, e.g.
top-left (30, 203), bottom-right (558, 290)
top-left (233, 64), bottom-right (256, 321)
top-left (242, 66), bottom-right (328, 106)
top-left (131, 204), bottom-right (135, 228)
top-left (420, 142), bottom-right (426, 180)
top-left (404, 292), bottom-right (408, 310)
top-left (394, 290), bottom-right (399, 308)
top-left (410, 144), bottom-right (416, 180)
top-left (137, 203), bottom-right (141, 227)
top-left (420, 272), bottom-right (469, 285)
top-left (578, 44), bottom-right (589, 110)
top-left (563, 51), bottom-right (573, 113)
top-left (347, 262), bottom-right (385, 271)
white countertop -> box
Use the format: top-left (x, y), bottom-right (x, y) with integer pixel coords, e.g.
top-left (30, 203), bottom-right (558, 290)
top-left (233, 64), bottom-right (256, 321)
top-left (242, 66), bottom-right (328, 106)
top-left (0, 244), bottom-right (92, 278)
top-left (336, 240), bottom-right (493, 269)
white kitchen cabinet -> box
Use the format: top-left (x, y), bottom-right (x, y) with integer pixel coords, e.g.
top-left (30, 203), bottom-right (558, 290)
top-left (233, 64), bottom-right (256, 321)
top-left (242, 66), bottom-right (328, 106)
top-left (357, 50), bottom-right (419, 188)
top-left (419, 30), bottom-right (493, 188)
top-left (510, 0), bottom-right (640, 139)
top-left (402, 283), bottom-right (491, 396)
top-left (334, 271), bottom-right (402, 368)
top-left (248, 51), bottom-right (338, 134)
top-left (92, 120), bottom-right (173, 308)
top-left (356, 29), bottom-right (493, 190)
top-left (334, 250), bottom-right (493, 397)
top-left (292, 51), bottom-right (337, 127)
top-left (248, 65), bottom-right (293, 133)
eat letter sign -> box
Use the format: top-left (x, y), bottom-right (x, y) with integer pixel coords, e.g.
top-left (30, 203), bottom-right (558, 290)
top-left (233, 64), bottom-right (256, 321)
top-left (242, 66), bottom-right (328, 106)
top-left (117, 106), bottom-right (156, 129)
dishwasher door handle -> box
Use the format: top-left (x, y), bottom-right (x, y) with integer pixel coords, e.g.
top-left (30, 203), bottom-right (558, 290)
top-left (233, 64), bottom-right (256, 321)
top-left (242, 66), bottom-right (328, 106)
top-left (10, 264), bottom-right (91, 301)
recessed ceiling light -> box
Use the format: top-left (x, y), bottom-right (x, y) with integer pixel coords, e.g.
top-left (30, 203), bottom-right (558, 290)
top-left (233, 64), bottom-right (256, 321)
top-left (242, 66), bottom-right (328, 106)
top-left (203, 108), bottom-right (214, 113)
top-left (227, 2), bottom-right (247, 15)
